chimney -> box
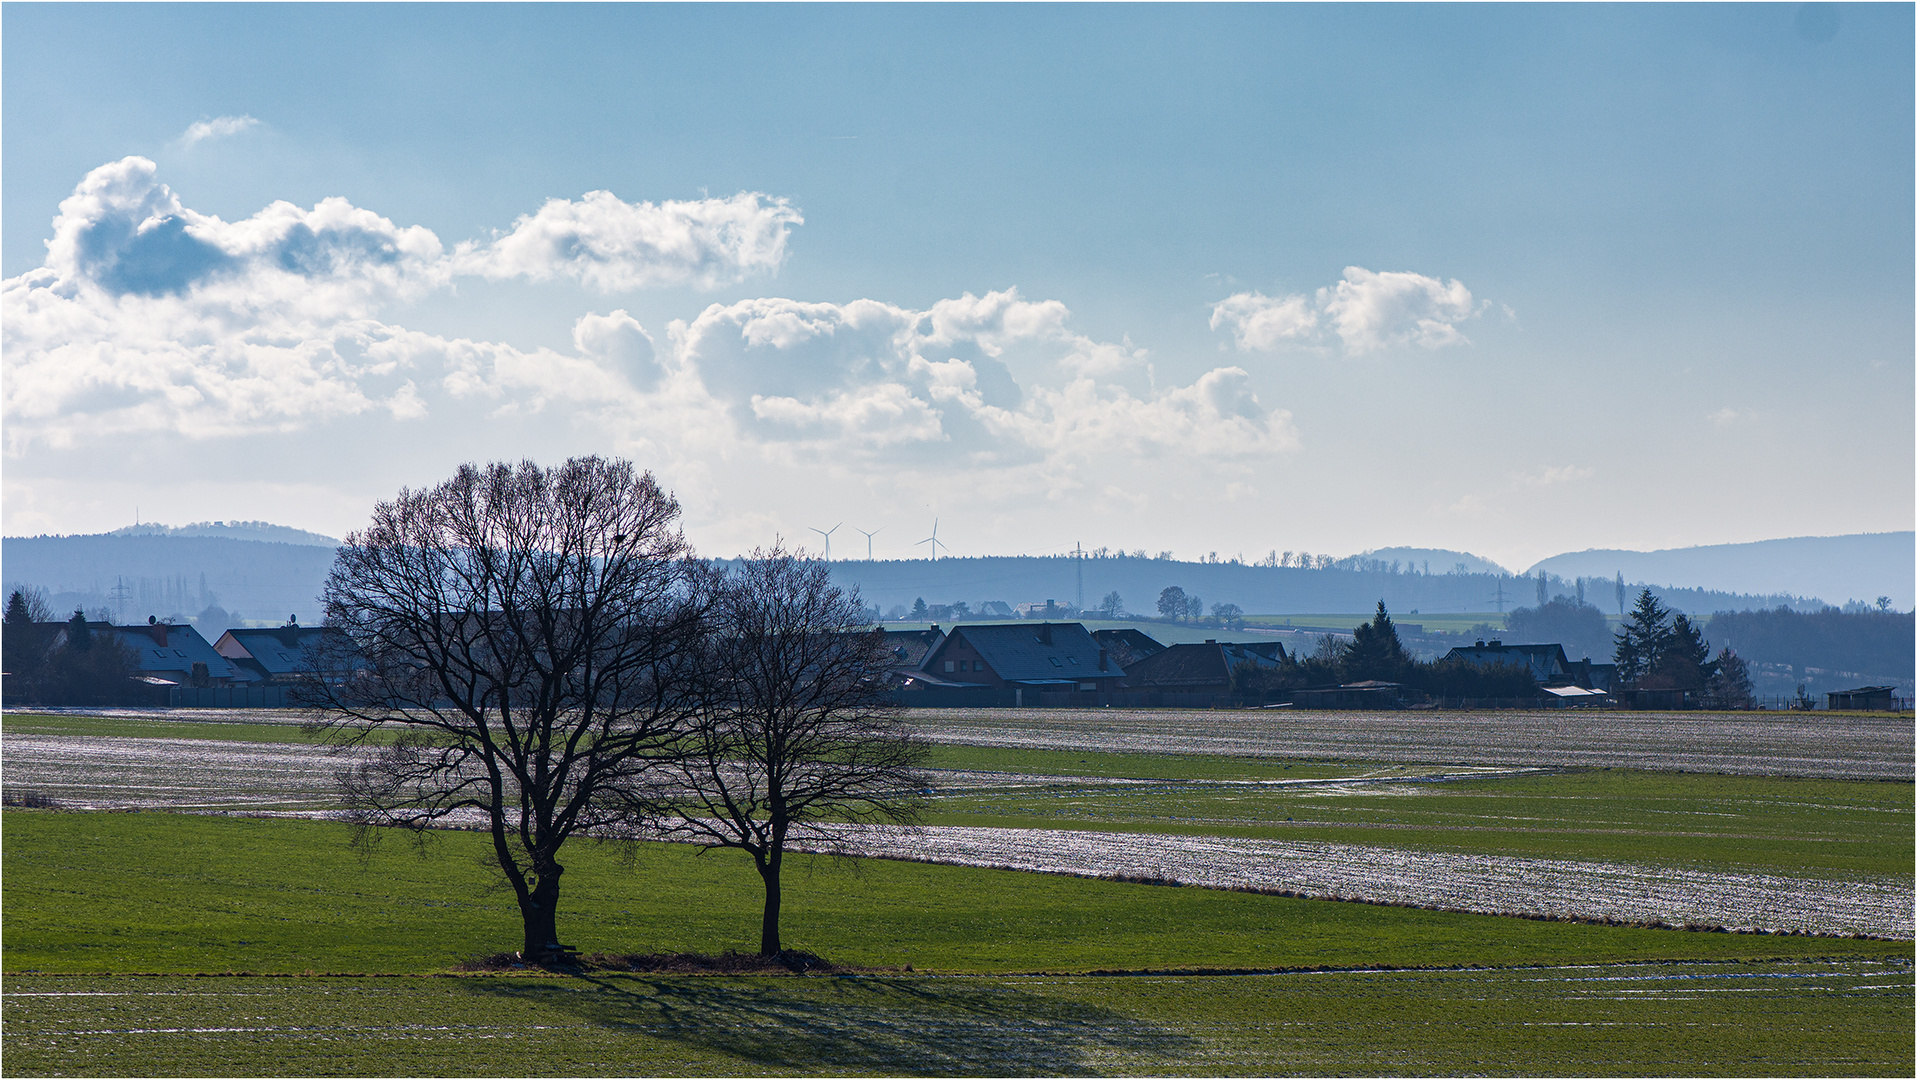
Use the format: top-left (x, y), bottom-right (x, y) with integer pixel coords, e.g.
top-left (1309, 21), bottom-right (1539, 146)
top-left (1475, 639), bottom-right (1485, 647)
top-left (147, 616), bottom-right (167, 646)
top-left (1489, 639), bottom-right (1502, 648)
top-left (1205, 639), bottom-right (1216, 645)
top-left (1037, 623), bottom-right (1052, 645)
top-left (1098, 648), bottom-right (1108, 671)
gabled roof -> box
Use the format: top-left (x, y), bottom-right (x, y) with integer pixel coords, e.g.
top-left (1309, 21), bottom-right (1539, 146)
top-left (99, 622), bottom-right (242, 682)
top-left (875, 627), bottom-right (944, 669)
top-left (1442, 640), bottom-right (1571, 682)
top-left (928, 622), bottom-right (1121, 682)
top-left (214, 625), bottom-right (338, 676)
top-left (1123, 639), bottom-right (1288, 689)
top-left (1090, 628), bottom-right (1166, 667)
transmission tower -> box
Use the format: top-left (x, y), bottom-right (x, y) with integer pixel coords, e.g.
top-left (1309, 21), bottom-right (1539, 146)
top-left (1073, 541), bottom-right (1086, 611)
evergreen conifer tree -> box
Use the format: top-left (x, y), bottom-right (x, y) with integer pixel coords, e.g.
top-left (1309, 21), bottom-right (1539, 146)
top-left (65, 609), bottom-right (93, 651)
top-left (1613, 589), bottom-right (1671, 685)
top-left (1705, 648), bottom-right (1755, 709)
top-left (1345, 600), bottom-right (1411, 681)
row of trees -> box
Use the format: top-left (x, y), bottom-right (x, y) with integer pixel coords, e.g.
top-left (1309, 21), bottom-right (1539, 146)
top-left (3, 593), bottom-right (143, 706)
top-left (1614, 589), bottom-right (1754, 707)
top-left (1154, 586), bottom-right (1245, 627)
top-left (306, 457), bottom-right (925, 963)
top-left (1227, 603), bottom-right (1541, 700)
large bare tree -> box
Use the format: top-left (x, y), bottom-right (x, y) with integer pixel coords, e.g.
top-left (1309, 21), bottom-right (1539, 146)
top-left (636, 546), bottom-right (927, 957)
top-left (305, 457), bottom-right (706, 961)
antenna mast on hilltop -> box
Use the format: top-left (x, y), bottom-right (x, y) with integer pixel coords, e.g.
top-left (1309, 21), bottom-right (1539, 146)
top-left (1073, 541), bottom-right (1086, 611)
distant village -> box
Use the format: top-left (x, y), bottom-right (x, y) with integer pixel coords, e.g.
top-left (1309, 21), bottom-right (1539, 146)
top-left (5, 596), bottom-right (1902, 715)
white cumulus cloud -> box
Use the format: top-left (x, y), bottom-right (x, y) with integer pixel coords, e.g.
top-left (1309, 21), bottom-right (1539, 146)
top-left (673, 289), bottom-right (1294, 461)
top-left (2, 158), bottom-right (739, 446)
top-left (180, 115), bottom-right (259, 146)
top-left (1209, 291), bottom-right (1318, 351)
top-left (6, 157), bottom-right (1306, 541)
top-left (457, 190), bottom-right (802, 292)
top-left (1211, 266), bottom-right (1483, 355)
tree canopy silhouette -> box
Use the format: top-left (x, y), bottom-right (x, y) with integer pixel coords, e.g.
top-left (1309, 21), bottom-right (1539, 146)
top-left (305, 456), bottom-right (708, 962)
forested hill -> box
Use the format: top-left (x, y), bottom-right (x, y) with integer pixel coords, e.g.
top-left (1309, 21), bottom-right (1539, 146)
top-left (1, 534), bottom-right (338, 626)
top-left (816, 556), bottom-right (1813, 618)
top-left (1527, 532), bottom-right (1914, 611)
top-left (0, 533), bottom-right (1865, 631)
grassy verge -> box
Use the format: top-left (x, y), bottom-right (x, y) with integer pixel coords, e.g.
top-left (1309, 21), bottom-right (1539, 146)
top-left (1, 711), bottom-right (334, 745)
top-left (4, 962), bottom-right (1909, 1076)
top-left (5, 810), bottom-right (1905, 978)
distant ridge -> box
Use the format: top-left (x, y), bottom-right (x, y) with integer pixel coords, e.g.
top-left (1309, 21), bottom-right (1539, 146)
top-left (1360, 547), bottom-right (1510, 577)
top-left (96, 520), bottom-right (342, 547)
top-left (1525, 532), bottom-right (1914, 611)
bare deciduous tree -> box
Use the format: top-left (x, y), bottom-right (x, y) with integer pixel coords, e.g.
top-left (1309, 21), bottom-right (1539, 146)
top-left (632, 546), bottom-right (927, 957)
top-left (304, 457), bottom-right (707, 961)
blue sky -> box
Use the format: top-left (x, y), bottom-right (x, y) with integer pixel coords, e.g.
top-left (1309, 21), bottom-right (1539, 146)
top-left (4, 3), bottom-right (1910, 569)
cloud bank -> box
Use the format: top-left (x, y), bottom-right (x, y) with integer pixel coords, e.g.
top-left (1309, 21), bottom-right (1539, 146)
top-left (1211, 266), bottom-right (1482, 354)
top-left (3, 158), bottom-right (1296, 500)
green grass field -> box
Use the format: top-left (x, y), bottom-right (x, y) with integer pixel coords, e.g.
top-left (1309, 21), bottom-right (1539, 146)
top-left (5, 702), bottom-right (1913, 1075)
top-left (6, 962), bottom-right (1908, 1077)
top-left (1, 710), bottom-right (354, 745)
top-left (4, 808), bottom-right (1911, 1075)
top-left (12, 810), bottom-right (1897, 977)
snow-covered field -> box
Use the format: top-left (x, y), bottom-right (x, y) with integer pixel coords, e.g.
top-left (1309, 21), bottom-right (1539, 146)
top-left (807, 823), bottom-right (1911, 939)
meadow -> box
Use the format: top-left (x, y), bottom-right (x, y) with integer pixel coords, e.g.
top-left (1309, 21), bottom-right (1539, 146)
top-left (3, 706), bottom-right (1911, 1075)
top-left (7, 961), bottom-right (1908, 1077)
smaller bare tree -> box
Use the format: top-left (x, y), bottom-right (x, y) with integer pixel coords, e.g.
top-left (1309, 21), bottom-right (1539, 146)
top-left (633, 546), bottom-right (927, 957)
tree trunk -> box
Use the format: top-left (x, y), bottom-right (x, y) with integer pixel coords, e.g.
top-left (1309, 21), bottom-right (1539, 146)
top-left (519, 862), bottom-right (565, 961)
top-left (756, 849), bottom-right (782, 956)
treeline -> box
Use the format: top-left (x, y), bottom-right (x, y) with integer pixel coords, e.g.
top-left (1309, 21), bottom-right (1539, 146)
top-left (826, 556), bottom-right (1817, 620)
top-left (1705, 607), bottom-right (1914, 680)
top-left (1230, 603), bottom-right (1541, 701)
top-left (2, 594), bottom-right (143, 706)
top-left (0, 534), bottom-right (337, 627)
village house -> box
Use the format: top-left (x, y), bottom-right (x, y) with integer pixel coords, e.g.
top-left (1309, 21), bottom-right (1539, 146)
top-left (45, 616), bottom-right (246, 687)
top-left (1120, 638), bottom-right (1287, 696)
top-left (1441, 638), bottom-right (1614, 705)
top-left (907, 622), bottom-right (1125, 693)
top-left (213, 619), bottom-right (341, 683)
top-left (1089, 627), bottom-right (1166, 669)
top-left (1442, 639), bottom-right (1582, 684)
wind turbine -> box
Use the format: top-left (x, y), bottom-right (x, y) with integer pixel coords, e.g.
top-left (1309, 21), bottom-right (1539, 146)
top-left (808, 522), bottom-right (841, 562)
top-left (917, 518), bottom-right (949, 561)
top-left (855, 526), bottom-right (884, 560)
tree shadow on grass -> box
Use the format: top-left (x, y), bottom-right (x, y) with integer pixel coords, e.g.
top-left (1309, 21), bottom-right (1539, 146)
top-left (459, 972), bottom-right (1196, 1075)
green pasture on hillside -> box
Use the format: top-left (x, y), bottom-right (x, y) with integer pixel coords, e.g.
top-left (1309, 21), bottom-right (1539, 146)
top-left (5, 810), bottom-right (1901, 977)
top-left (6, 961), bottom-right (1910, 1076)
